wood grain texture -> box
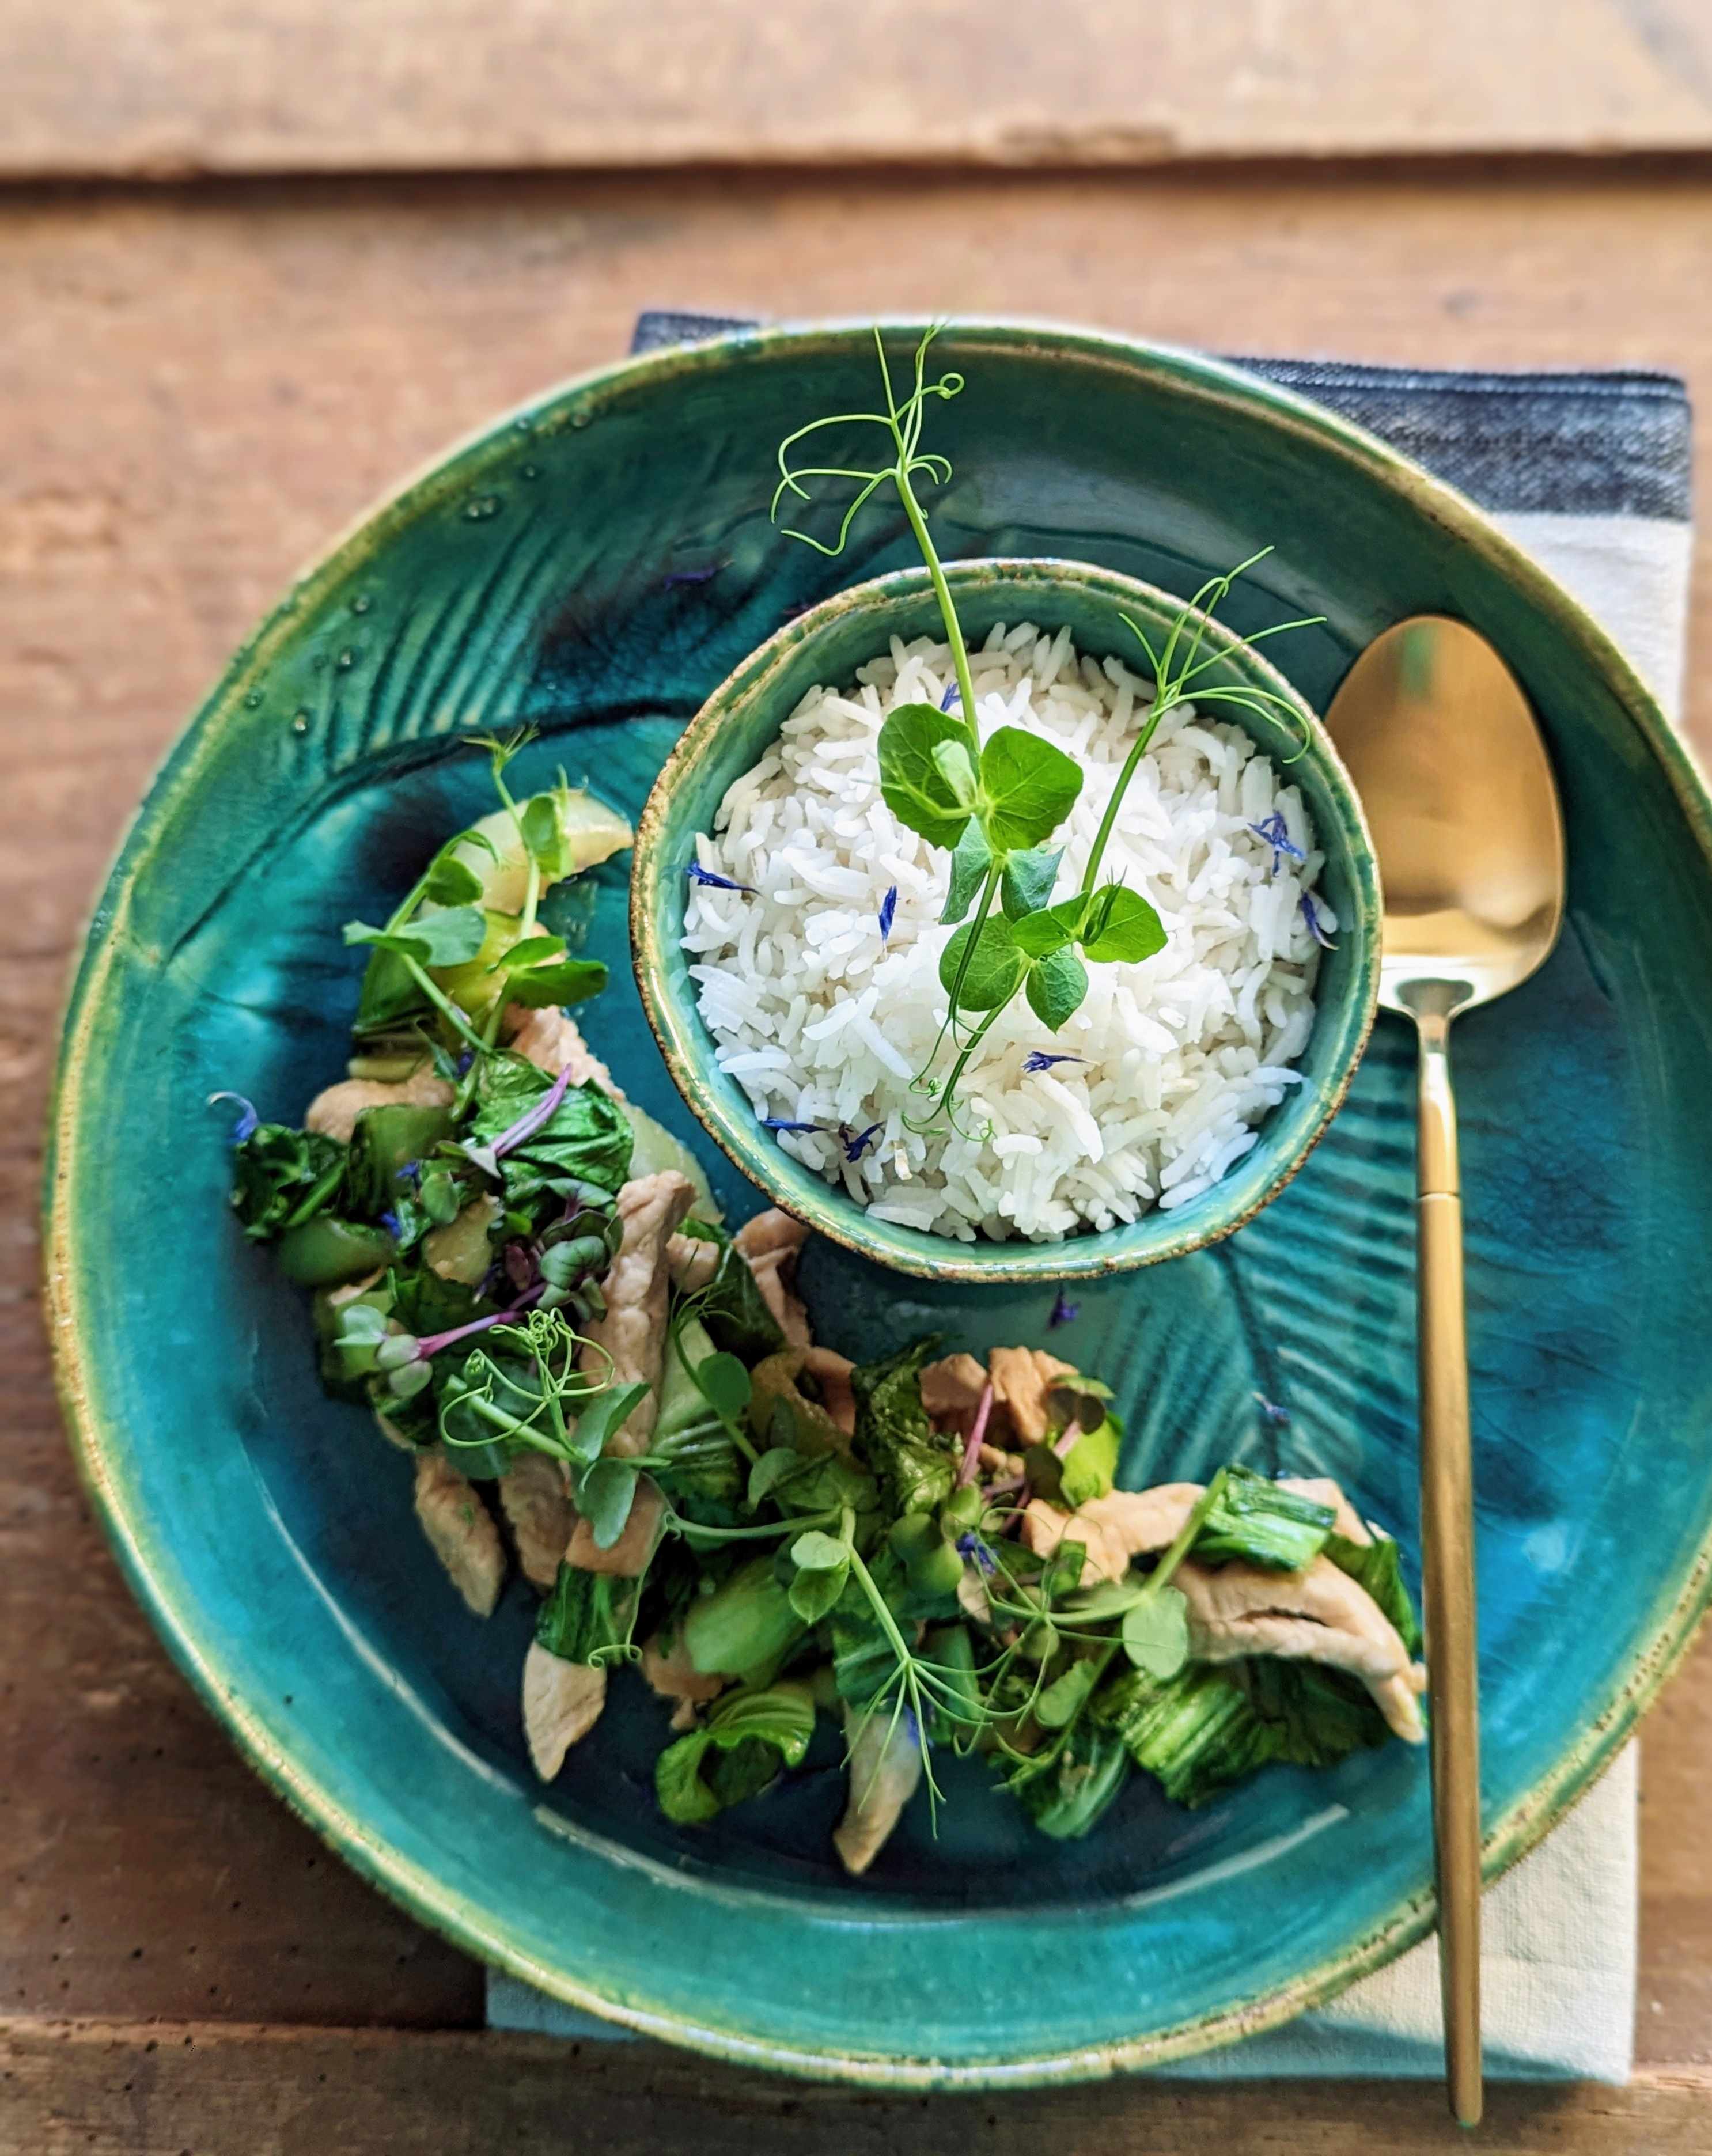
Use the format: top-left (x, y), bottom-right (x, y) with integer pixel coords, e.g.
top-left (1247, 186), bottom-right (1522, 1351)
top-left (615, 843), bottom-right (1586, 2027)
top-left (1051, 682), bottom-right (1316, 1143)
top-left (10, 2022), bottom-right (1712, 2154)
top-left (5, 1), bottom-right (1712, 180)
top-left (3, 163), bottom-right (1712, 2071)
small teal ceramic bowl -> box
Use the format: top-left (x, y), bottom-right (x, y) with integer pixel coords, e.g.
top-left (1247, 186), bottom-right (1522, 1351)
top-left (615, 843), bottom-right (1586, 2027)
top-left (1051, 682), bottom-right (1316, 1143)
top-left (631, 557), bottom-right (1381, 1283)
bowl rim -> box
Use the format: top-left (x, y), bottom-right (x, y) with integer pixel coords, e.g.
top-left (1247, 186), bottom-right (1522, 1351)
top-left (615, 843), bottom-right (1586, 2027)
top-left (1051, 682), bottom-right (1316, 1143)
top-left (43, 314), bottom-right (1712, 2087)
top-left (630, 553), bottom-right (1381, 1282)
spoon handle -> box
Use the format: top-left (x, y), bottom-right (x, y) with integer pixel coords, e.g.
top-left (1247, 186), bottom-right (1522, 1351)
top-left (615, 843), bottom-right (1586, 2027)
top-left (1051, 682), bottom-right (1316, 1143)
top-left (1415, 1005), bottom-right (1483, 2127)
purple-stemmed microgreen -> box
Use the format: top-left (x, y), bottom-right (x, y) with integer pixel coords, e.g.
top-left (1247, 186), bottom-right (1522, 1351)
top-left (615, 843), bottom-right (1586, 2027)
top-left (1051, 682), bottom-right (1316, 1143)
top-left (768, 330), bottom-right (1324, 1147)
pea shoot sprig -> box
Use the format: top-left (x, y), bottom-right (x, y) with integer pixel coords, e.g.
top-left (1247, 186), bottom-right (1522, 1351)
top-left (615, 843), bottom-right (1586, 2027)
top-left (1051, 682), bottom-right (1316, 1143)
top-left (771, 325), bottom-right (1324, 1137)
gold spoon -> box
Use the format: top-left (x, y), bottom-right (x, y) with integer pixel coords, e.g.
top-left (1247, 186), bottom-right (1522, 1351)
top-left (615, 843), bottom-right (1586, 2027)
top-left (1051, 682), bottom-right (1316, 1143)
top-left (1325, 617), bottom-right (1565, 2128)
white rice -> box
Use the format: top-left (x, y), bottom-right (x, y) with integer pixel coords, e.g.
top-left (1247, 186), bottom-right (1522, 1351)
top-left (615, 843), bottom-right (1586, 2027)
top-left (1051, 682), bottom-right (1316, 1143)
top-left (681, 623), bottom-right (1332, 1243)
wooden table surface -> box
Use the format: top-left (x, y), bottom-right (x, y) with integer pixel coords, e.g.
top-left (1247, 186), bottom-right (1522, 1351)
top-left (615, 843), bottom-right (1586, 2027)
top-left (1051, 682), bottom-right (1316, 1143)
top-left (7, 7), bottom-right (1712, 2149)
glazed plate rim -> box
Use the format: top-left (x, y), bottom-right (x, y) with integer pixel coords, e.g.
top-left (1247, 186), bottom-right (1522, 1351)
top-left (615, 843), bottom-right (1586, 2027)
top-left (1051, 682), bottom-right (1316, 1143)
top-left (43, 315), bottom-right (1712, 2087)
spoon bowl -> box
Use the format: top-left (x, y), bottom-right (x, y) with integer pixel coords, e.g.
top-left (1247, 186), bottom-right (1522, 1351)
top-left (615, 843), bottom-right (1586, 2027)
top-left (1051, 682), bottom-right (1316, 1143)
top-left (1331, 617), bottom-right (1565, 1018)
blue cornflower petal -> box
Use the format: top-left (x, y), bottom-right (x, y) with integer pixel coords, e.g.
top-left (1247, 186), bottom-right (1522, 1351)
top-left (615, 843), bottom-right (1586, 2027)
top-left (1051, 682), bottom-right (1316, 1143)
top-left (455, 1049), bottom-right (475, 1077)
top-left (1021, 1051), bottom-right (1086, 1075)
top-left (398, 1160), bottom-right (422, 1186)
top-left (685, 861), bottom-right (756, 893)
top-left (207, 1090), bottom-right (260, 1144)
top-left (1253, 1392), bottom-right (1291, 1426)
top-left (379, 1210), bottom-right (403, 1239)
top-left (843, 1122), bottom-right (884, 1163)
top-left (1048, 1289), bottom-right (1080, 1329)
top-left (956, 1530), bottom-right (999, 1577)
top-left (878, 885), bottom-right (897, 943)
top-left (1249, 812), bottom-right (1306, 872)
top-left (760, 1117), bottom-right (823, 1134)
top-left (660, 563), bottom-right (722, 589)
top-left (1300, 892), bottom-right (1338, 949)
top-left (939, 683), bottom-right (960, 713)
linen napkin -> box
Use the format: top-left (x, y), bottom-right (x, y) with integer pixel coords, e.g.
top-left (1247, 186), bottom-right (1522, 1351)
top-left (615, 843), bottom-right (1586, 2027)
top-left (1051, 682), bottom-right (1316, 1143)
top-left (488, 316), bottom-right (1694, 2082)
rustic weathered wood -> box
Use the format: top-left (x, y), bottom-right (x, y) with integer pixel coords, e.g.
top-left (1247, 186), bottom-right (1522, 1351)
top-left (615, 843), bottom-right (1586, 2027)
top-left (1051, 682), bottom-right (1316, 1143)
top-left (4, 166), bottom-right (1712, 2093)
top-left (5, 1), bottom-right (1712, 181)
top-left (8, 2021), bottom-right (1712, 2154)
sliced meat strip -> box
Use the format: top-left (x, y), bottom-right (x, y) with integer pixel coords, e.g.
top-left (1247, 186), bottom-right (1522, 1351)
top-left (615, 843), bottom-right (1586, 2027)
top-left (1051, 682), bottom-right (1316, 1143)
top-left (413, 1449), bottom-right (506, 1617)
top-left (987, 1347), bottom-right (1077, 1445)
top-left (498, 1452), bottom-right (575, 1592)
top-left (641, 1631), bottom-right (728, 1733)
top-left (665, 1233), bottom-right (718, 1294)
top-left (734, 1209), bottom-right (812, 1349)
top-left (503, 1005), bottom-right (625, 1098)
top-left (1174, 1556), bottom-right (1427, 1743)
top-left (578, 1172), bottom-right (698, 1455)
top-left (920, 1351), bottom-right (988, 1423)
top-left (833, 1703), bottom-right (924, 1877)
top-left (1021, 1484), bottom-right (1205, 1586)
top-left (522, 1642), bottom-right (607, 1779)
top-left (304, 1066), bottom-right (454, 1144)
top-left (801, 1346), bottom-right (856, 1437)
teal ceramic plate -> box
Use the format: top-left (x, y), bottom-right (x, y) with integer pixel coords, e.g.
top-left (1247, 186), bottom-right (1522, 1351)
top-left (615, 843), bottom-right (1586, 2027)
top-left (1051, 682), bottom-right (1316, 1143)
top-left (46, 321), bottom-right (1712, 2086)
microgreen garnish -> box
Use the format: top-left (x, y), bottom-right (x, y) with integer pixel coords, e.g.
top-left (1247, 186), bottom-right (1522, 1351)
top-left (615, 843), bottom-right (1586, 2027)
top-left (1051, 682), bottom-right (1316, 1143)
top-left (1048, 1289), bottom-right (1080, 1330)
top-left (1249, 812), bottom-right (1306, 870)
top-left (1300, 892), bottom-right (1338, 949)
top-left (770, 326), bottom-right (1325, 1140)
top-left (843, 1123), bottom-right (884, 1164)
top-left (1021, 1051), bottom-right (1085, 1075)
top-left (685, 862), bottom-right (756, 893)
top-left (208, 1090), bottom-right (260, 1143)
top-left (878, 885), bottom-right (898, 942)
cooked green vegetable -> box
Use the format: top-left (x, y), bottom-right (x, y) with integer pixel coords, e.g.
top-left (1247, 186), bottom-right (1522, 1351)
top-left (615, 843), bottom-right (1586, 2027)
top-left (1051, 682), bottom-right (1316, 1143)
top-left (655, 1681), bottom-right (816, 1825)
top-left (1191, 1465), bottom-right (1336, 1573)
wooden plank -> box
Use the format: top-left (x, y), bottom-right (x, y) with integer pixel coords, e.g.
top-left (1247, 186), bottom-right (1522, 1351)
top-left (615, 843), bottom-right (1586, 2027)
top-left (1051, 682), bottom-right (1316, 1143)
top-left (5, 1), bottom-right (1712, 181)
top-left (3, 164), bottom-right (1712, 2054)
top-left (8, 2021), bottom-right (1712, 2154)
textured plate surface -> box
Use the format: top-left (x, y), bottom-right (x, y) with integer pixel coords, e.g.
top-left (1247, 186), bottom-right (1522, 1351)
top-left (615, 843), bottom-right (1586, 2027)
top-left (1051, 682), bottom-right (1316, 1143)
top-left (45, 320), bottom-right (1712, 2086)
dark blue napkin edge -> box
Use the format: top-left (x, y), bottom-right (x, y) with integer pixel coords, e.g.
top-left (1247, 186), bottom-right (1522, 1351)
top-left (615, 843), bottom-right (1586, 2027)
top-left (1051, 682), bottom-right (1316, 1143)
top-left (628, 311), bottom-right (1691, 524)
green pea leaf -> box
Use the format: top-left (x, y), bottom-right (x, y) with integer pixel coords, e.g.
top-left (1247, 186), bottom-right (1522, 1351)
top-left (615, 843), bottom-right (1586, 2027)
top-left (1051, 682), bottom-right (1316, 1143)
top-left (521, 793), bottom-right (569, 880)
top-left (501, 958), bottom-right (609, 1010)
top-left (567, 1380), bottom-right (651, 1465)
top-left (788, 1556), bottom-right (850, 1625)
top-left (929, 739), bottom-right (978, 808)
top-left (697, 1351), bottom-right (752, 1424)
top-left (747, 1446), bottom-right (806, 1508)
top-left (335, 1302), bottom-right (389, 1347)
top-left (1026, 946), bottom-right (1089, 1028)
top-left (421, 853), bottom-right (485, 907)
top-left (1012, 896), bottom-right (1086, 958)
top-left (1001, 844), bottom-right (1063, 920)
top-left (940, 818), bottom-right (993, 926)
top-left (492, 933), bottom-right (566, 973)
top-left (577, 1458), bottom-right (640, 1549)
top-left (1080, 884), bottom-right (1167, 964)
top-left (344, 905), bottom-right (488, 969)
top-left (790, 1529), bottom-right (853, 1571)
top-left (877, 702), bottom-right (975, 850)
top-left (1122, 1585), bottom-right (1191, 1678)
top-left (938, 914), bottom-right (1025, 1011)
top-left (979, 727), bottom-right (1083, 852)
